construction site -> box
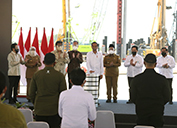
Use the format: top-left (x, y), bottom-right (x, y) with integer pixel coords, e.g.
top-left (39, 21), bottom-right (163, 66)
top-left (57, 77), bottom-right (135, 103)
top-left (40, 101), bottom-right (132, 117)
top-left (1, 0), bottom-right (177, 128)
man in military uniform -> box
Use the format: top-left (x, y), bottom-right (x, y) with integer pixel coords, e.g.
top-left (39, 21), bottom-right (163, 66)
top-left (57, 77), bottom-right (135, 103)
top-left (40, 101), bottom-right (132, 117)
top-left (104, 44), bottom-right (121, 103)
top-left (25, 46), bottom-right (41, 102)
top-left (67, 41), bottom-right (83, 89)
top-left (51, 41), bottom-right (69, 75)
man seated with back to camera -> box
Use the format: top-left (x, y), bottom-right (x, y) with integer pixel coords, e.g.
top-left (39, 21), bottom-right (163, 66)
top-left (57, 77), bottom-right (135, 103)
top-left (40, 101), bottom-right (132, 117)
top-left (58, 68), bottom-right (96, 128)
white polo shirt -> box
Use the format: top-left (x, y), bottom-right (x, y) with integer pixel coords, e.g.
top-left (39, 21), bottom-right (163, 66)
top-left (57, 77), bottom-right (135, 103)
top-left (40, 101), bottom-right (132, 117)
top-left (156, 55), bottom-right (175, 78)
top-left (124, 54), bottom-right (143, 77)
top-left (86, 51), bottom-right (104, 76)
top-left (58, 85), bottom-right (96, 128)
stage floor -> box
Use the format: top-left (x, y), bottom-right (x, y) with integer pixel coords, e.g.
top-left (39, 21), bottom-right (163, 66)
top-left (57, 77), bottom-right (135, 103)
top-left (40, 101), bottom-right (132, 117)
top-left (97, 99), bottom-right (177, 116)
top-left (3, 98), bottom-right (177, 117)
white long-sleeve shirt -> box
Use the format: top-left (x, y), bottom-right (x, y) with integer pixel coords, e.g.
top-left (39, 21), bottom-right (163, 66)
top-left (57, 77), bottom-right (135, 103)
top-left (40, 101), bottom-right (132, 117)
top-left (59, 85), bottom-right (96, 128)
top-left (124, 54), bottom-right (143, 77)
top-left (7, 51), bottom-right (24, 76)
top-left (156, 55), bottom-right (175, 78)
top-left (86, 51), bottom-right (104, 75)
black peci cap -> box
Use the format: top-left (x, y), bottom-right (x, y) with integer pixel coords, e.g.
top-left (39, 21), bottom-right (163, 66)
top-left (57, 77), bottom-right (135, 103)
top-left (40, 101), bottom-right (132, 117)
top-left (44, 53), bottom-right (55, 65)
top-left (144, 53), bottom-right (156, 63)
top-left (109, 44), bottom-right (115, 48)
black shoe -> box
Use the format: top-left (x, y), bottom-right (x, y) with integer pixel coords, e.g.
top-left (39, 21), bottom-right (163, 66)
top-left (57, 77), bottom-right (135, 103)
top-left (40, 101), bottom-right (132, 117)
top-left (113, 99), bottom-right (117, 103)
top-left (169, 101), bottom-right (173, 105)
top-left (106, 99), bottom-right (111, 103)
top-left (13, 98), bottom-right (21, 104)
top-left (126, 100), bottom-right (133, 104)
top-left (9, 100), bottom-right (15, 104)
top-left (98, 102), bottom-right (101, 106)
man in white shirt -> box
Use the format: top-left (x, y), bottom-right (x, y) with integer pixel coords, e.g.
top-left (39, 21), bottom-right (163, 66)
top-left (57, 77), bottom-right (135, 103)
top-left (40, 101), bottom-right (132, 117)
top-left (7, 43), bottom-right (26, 104)
top-left (86, 42), bottom-right (104, 98)
top-left (58, 68), bottom-right (96, 128)
top-left (124, 45), bottom-right (143, 104)
top-left (156, 47), bottom-right (175, 104)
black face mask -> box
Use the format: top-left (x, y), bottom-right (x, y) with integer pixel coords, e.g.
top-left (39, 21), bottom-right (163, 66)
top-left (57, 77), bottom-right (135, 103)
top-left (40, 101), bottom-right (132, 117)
top-left (15, 49), bottom-right (19, 53)
top-left (132, 52), bottom-right (136, 55)
top-left (161, 52), bottom-right (166, 57)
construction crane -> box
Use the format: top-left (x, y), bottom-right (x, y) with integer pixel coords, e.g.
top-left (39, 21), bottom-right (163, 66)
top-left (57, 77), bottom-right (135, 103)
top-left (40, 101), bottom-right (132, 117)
top-left (134, 0), bottom-right (172, 57)
top-left (57, 0), bottom-right (66, 42)
top-left (150, 0), bottom-right (171, 49)
top-left (81, 0), bottom-right (110, 44)
top-left (58, 0), bottom-right (110, 53)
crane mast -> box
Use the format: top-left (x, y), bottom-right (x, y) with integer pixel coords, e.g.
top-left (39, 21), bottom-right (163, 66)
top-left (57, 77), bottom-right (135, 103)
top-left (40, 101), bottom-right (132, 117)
top-left (150, 0), bottom-right (167, 49)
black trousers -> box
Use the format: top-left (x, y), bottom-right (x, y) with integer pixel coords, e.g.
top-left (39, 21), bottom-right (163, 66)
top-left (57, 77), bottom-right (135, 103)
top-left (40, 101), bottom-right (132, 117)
top-left (137, 114), bottom-right (164, 128)
top-left (166, 78), bottom-right (173, 102)
top-left (128, 77), bottom-right (134, 101)
top-left (68, 73), bottom-right (72, 89)
top-left (35, 114), bottom-right (61, 128)
top-left (8, 76), bottom-right (20, 101)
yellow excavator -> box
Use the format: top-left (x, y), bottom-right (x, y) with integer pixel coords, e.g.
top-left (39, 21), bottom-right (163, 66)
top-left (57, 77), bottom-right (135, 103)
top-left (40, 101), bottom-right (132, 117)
top-left (127, 0), bottom-right (169, 57)
top-left (134, 0), bottom-right (171, 57)
top-left (148, 0), bottom-right (171, 56)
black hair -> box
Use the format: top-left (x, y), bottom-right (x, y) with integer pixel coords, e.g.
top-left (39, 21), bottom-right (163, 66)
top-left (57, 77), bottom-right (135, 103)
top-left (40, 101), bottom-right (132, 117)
top-left (55, 41), bottom-right (63, 46)
top-left (131, 45), bottom-right (138, 51)
top-left (91, 42), bottom-right (98, 46)
top-left (73, 41), bottom-right (78, 44)
top-left (69, 68), bottom-right (86, 85)
top-left (0, 71), bottom-right (6, 94)
top-left (44, 53), bottom-right (55, 65)
top-left (11, 43), bottom-right (17, 51)
top-left (109, 44), bottom-right (115, 48)
top-left (161, 47), bottom-right (168, 51)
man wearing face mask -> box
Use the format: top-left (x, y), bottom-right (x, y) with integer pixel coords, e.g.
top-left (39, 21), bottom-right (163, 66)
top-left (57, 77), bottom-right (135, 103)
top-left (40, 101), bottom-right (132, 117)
top-left (51, 41), bottom-right (69, 75)
top-left (86, 42), bottom-right (104, 100)
top-left (67, 41), bottom-right (83, 89)
top-left (124, 45), bottom-right (143, 104)
top-left (156, 47), bottom-right (175, 104)
top-left (7, 43), bottom-right (27, 104)
top-left (104, 44), bottom-right (121, 103)
top-left (25, 46), bottom-right (41, 102)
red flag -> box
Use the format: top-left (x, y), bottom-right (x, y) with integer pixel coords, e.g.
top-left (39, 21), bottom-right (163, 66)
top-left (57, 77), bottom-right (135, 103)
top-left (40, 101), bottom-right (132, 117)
top-left (18, 27), bottom-right (24, 58)
top-left (25, 27), bottom-right (31, 52)
top-left (48, 28), bottom-right (54, 53)
top-left (32, 27), bottom-right (40, 56)
top-left (41, 28), bottom-right (48, 55)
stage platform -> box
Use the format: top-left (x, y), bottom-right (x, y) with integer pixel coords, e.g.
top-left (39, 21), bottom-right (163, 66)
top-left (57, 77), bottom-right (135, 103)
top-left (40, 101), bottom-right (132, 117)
top-left (3, 98), bottom-right (177, 128)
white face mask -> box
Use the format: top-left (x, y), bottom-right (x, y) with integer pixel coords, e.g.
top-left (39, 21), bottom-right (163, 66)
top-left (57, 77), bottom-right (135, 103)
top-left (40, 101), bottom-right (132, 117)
top-left (29, 51), bottom-right (36, 57)
top-left (57, 46), bottom-right (63, 51)
top-left (109, 50), bottom-right (115, 54)
top-left (73, 46), bottom-right (78, 50)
